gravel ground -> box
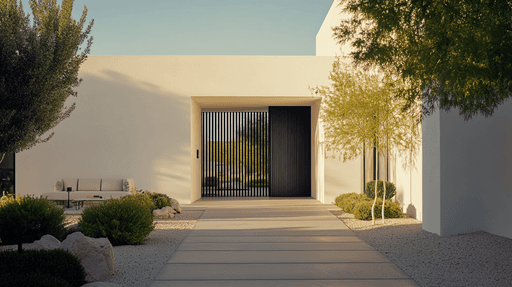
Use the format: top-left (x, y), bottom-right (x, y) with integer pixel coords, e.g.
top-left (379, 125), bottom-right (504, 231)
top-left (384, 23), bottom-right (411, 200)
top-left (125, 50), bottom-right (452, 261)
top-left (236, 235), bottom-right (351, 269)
top-left (4, 209), bottom-right (512, 287)
top-left (0, 210), bottom-right (204, 287)
top-left (103, 210), bottom-right (203, 287)
top-left (333, 210), bottom-right (512, 287)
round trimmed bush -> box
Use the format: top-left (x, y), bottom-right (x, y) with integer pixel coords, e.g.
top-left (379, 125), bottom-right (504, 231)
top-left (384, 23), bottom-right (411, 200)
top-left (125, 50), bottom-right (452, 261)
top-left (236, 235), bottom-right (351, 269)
top-left (364, 180), bottom-right (396, 200)
top-left (353, 198), bottom-right (404, 220)
top-left (0, 196), bottom-right (66, 247)
top-left (334, 193), bottom-right (370, 213)
top-left (0, 249), bottom-right (86, 287)
top-left (145, 191), bottom-right (172, 210)
top-left (79, 195), bottom-right (155, 246)
top-left (122, 193), bottom-right (156, 211)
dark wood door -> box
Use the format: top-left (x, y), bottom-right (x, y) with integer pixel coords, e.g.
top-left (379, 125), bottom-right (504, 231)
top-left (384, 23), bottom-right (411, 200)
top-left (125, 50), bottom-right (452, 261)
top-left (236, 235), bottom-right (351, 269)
top-left (269, 106), bottom-right (311, 197)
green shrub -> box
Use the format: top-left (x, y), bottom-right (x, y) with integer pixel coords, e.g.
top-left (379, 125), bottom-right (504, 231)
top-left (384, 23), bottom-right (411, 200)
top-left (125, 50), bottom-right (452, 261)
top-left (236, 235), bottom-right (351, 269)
top-left (364, 180), bottom-right (397, 200)
top-left (122, 193), bottom-right (156, 211)
top-left (0, 196), bottom-right (65, 252)
top-left (249, 178), bottom-right (268, 187)
top-left (0, 193), bottom-right (14, 207)
top-left (145, 191), bottom-right (172, 210)
top-left (79, 195), bottom-right (155, 246)
top-left (0, 273), bottom-right (71, 287)
top-left (334, 193), bottom-right (370, 213)
top-left (0, 249), bottom-right (86, 287)
top-left (353, 198), bottom-right (404, 220)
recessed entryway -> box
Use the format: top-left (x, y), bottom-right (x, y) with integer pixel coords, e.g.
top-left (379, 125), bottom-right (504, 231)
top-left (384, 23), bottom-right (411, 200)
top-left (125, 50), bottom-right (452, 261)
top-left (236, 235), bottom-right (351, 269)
top-left (200, 106), bottom-right (311, 198)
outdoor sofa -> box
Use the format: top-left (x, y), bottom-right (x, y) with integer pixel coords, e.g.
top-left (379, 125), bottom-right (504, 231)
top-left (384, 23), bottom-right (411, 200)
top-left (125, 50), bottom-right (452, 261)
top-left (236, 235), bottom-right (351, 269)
top-left (41, 178), bottom-right (135, 201)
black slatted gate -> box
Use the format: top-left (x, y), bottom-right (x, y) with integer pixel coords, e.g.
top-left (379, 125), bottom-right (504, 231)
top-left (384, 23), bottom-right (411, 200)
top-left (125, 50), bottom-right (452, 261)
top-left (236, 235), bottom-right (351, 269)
top-left (269, 106), bottom-right (311, 197)
top-left (202, 111), bottom-right (269, 197)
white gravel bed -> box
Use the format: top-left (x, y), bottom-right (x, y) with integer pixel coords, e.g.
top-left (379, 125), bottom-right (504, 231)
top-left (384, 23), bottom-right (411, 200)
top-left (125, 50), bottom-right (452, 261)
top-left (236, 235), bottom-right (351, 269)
top-left (333, 211), bottom-right (512, 287)
top-left (0, 210), bottom-right (204, 287)
top-left (104, 210), bottom-right (203, 287)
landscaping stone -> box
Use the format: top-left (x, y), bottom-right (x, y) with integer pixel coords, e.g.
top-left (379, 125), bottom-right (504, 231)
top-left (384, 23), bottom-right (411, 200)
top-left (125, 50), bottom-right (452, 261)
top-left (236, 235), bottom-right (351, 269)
top-left (66, 223), bottom-right (82, 233)
top-left (31, 234), bottom-right (61, 250)
top-left (170, 198), bottom-right (181, 213)
top-left (153, 206), bottom-right (176, 219)
top-left (59, 232), bottom-right (115, 282)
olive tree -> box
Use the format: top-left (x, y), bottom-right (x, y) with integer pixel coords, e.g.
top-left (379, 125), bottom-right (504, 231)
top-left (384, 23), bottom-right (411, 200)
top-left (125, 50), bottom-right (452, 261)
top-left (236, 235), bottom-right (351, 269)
top-left (0, 0), bottom-right (93, 163)
top-left (313, 58), bottom-right (421, 224)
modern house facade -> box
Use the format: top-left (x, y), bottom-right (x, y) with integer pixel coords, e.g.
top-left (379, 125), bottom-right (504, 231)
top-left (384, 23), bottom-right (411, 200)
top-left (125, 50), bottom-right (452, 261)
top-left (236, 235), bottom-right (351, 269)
top-left (13, 0), bottom-right (511, 240)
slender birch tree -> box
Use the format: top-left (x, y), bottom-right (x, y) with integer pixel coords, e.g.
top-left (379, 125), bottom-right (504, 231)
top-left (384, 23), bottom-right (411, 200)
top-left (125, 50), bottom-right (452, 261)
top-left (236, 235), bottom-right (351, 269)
top-left (314, 58), bottom-right (421, 224)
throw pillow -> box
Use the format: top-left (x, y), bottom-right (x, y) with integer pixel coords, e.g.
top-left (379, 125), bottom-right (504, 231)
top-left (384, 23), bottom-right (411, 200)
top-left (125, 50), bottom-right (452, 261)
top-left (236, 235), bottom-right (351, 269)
top-left (54, 180), bottom-right (64, 191)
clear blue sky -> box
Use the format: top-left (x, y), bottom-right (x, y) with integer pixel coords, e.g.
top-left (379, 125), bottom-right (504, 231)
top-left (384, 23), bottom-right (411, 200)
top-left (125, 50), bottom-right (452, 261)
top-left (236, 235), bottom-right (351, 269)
top-left (22, 0), bottom-right (335, 55)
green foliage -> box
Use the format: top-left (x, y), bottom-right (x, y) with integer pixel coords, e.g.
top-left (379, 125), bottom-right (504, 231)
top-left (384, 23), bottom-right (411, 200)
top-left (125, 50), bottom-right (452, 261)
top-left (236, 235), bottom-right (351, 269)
top-left (364, 180), bottom-right (396, 200)
top-left (0, 249), bottom-right (86, 287)
top-left (0, 192), bottom-right (14, 207)
top-left (79, 195), bottom-right (155, 246)
top-left (122, 193), bottom-right (156, 212)
top-left (353, 198), bottom-right (404, 220)
top-left (334, 192), bottom-right (369, 213)
top-left (249, 178), bottom-right (268, 187)
top-left (0, 196), bottom-right (65, 252)
top-left (314, 58), bottom-right (421, 171)
top-left (0, 273), bottom-right (71, 287)
top-left (145, 191), bottom-right (172, 210)
top-left (334, 0), bottom-right (512, 120)
top-left (208, 140), bottom-right (268, 175)
top-left (0, 0), bottom-right (94, 161)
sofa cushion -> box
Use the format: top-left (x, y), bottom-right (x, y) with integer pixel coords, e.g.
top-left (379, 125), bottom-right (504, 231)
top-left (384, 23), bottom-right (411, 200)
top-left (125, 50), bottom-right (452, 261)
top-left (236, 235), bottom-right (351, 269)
top-left (123, 179), bottom-right (136, 194)
top-left (54, 179), bottom-right (64, 191)
top-left (101, 179), bottom-right (123, 191)
top-left (63, 178), bottom-right (78, 191)
top-left (78, 179), bottom-right (101, 191)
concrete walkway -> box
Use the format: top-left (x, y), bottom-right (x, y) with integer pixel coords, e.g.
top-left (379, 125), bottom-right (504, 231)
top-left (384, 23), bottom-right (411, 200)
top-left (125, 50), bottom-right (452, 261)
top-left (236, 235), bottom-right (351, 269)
top-left (151, 198), bottom-right (420, 287)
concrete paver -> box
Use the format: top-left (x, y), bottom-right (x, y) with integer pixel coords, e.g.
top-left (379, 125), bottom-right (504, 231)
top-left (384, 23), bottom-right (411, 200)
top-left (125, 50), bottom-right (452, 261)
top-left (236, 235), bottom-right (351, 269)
top-left (178, 242), bottom-right (374, 251)
top-left (151, 198), bottom-right (420, 287)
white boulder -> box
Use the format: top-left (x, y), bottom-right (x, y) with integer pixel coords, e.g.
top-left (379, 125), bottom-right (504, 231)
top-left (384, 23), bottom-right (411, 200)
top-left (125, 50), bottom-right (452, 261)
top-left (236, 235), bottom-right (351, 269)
top-left (66, 223), bottom-right (81, 233)
top-left (59, 232), bottom-right (115, 282)
top-left (31, 234), bottom-right (61, 250)
top-left (153, 206), bottom-right (176, 219)
top-left (170, 198), bottom-right (182, 213)
top-left (171, 203), bottom-right (182, 213)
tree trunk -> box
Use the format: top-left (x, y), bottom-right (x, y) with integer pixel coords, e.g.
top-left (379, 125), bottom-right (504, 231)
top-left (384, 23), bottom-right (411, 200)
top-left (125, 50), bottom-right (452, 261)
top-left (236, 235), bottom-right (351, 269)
top-left (382, 172), bottom-right (386, 224)
top-left (371, 146), bottom-right (378, 225)
top-left (17, 242), bottom-right (23, 254)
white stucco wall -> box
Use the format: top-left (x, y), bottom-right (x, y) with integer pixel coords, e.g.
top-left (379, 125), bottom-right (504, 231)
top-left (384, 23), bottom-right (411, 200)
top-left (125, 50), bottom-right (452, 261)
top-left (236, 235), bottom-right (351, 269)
top-left (316, 0), bottom-right (352, 57)
top-left (16, 55), bottom-right (334, 204)
top-left (422, 110), bottom-right (441, 234)
top-left (395, 146), bottom-right (423, 221)
top-left (316, 0), bottom-right (363, 205)
top-left (424, 101), bottom-right (512, 239)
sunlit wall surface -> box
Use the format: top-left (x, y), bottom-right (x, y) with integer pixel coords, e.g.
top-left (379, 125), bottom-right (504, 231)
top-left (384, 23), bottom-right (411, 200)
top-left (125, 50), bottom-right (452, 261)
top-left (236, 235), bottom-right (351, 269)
top-left (15, 56), bottom-right (333, 204)
top-left (423, 103), bottom-right (512, 239)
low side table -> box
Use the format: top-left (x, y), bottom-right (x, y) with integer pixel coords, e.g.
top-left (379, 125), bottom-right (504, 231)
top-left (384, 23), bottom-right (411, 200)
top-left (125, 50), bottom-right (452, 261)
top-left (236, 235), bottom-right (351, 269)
top-left (73, 198), bottom-right (106, 210)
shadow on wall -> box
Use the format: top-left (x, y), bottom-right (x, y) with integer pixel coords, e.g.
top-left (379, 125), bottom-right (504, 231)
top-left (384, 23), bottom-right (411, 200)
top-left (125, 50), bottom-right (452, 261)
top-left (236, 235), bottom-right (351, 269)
top-left (406, 203), bottom-right (416, 218)
top-left (25, 69), bottom-right (192, 199)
